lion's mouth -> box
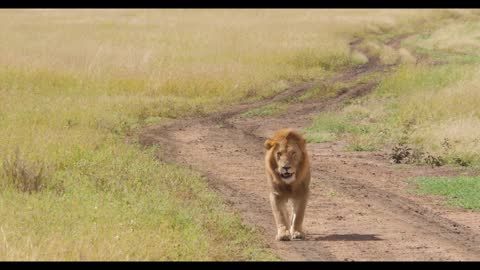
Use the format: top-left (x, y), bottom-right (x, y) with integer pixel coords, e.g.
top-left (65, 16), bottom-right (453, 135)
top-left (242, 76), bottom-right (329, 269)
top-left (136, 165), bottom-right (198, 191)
top-left (280, 172), bottom-right (294, 179)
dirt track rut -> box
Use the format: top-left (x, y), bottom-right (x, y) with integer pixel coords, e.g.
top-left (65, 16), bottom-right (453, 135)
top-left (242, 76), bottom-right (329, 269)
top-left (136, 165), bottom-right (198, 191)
top-left (139, 35), bottom-right (480, 261)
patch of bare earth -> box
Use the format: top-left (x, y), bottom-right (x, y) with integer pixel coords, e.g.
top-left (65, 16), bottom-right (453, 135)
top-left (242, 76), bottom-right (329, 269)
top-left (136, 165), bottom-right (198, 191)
top-left (139, 34), bottom-right (480, 261)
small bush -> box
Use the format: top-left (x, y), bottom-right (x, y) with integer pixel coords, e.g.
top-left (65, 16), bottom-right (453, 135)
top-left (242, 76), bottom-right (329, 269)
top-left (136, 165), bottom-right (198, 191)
top-left (390, 142), bottom-right (445, 167)
top-left (391, 143), bottom-right (413, 163)
top-left (452, 157), bottom-right (473, 167)
top-left (424, 154), bottom-right (445, 167)
top-left (2, 149), bottom-right (48, 193)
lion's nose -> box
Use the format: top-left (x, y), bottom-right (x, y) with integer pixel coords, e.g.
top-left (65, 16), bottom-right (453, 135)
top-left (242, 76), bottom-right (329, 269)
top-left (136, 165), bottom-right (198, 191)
top-left (283, 166), bottom-right (291, 171)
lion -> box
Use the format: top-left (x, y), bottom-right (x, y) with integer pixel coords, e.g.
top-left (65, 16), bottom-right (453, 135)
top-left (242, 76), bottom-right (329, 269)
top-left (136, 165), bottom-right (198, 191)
top-left (264, 128), bottom-right (310, 241)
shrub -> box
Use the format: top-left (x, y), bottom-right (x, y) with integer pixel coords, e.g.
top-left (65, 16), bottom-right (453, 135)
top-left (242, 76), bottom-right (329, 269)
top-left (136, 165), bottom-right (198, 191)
top-left (2, 149), bottom-right (48, 193)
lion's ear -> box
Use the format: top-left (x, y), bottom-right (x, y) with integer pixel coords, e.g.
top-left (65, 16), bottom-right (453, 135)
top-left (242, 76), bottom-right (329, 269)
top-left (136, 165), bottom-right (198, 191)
top-left (264, 139), bottom-right (274, 150)
top-left (286, 130), bottom-right (306, 149)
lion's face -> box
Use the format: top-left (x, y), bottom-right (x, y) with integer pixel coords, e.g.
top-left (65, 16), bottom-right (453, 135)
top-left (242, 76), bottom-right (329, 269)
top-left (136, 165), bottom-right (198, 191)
top-left (273, 140), bottom-right (303, 184)
top-left (265, 129), bottom-right (306, 185)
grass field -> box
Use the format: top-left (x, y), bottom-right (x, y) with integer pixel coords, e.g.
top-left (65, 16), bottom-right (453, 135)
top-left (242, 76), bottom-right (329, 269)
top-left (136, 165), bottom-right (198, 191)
top-left (303, 12), bottom-right (480, 211)
top-left (305, 13), bottom-right (480, 167)
top-left (414, 176), bottom-right (480, 211)
top-left (1, 9), bottom-right (478, 260)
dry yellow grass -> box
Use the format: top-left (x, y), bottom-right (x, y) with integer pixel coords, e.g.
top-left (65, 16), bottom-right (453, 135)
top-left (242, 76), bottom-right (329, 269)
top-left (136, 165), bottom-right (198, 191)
top-left (405, 68), bottom-right (480, 164)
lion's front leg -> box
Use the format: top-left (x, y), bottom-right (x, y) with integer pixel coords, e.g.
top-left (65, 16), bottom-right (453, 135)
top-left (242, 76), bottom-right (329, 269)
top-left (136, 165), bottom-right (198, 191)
top-left (269, 192), bottom-right (290, 241)
top-left (290, 195), bottom-right (308, 240)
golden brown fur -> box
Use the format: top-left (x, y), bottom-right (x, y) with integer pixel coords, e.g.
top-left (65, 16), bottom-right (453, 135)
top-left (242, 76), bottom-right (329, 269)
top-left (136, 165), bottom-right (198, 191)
top-left (264, 128), bottom-right (310, 241)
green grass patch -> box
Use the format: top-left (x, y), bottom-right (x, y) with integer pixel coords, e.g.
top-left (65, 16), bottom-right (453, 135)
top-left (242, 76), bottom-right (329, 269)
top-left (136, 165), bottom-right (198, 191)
top-left (303, 113), bottom-right (350, 143)
top-left (298, 84), bottom-right (337, 103)
top-left (241, 102), bottom-right (289, 118)
top-left (414, 176), bottom-right (480, 211)
top-left (303, 112), bottom-right (372, 145)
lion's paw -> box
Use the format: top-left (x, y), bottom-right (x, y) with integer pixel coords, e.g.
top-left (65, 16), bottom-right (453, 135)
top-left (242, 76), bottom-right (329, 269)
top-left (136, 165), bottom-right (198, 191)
top-left (291, 230), bottom-right (305, 240)
top-left (276, 228), bottom-right (291, 241)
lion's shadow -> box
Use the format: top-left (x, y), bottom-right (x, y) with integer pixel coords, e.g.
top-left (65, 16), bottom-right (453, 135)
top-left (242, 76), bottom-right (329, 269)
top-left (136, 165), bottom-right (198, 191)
top-left (306, 233), bottom-right (383, 241)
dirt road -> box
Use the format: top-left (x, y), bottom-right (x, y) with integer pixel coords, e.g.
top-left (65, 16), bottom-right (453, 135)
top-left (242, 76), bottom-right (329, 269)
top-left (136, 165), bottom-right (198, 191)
top-left (139, 35), bottom-right (480, 261)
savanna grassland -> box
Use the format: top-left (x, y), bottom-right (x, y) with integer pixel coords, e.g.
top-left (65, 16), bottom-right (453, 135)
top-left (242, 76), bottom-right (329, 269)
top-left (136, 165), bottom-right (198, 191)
top-left (303, 11), bottom-right (480, 211)
top-left (1, 9), bottom-right (479, 260)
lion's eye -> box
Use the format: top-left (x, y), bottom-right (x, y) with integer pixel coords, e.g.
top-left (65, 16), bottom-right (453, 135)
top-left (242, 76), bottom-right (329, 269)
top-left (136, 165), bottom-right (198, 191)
top-left (292, 152), bottom-right (297, 157)
top-left (277, 152), bottom-right (282, 158)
